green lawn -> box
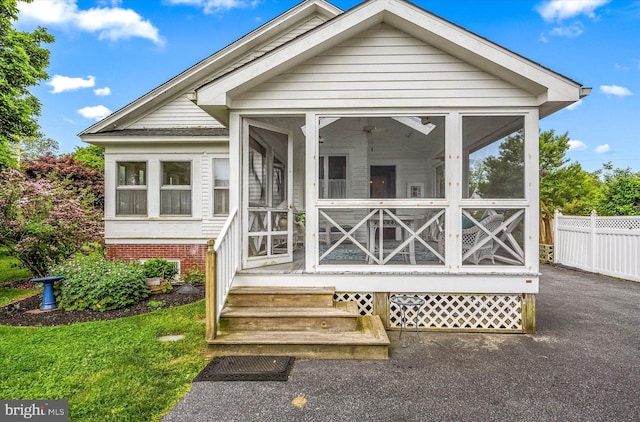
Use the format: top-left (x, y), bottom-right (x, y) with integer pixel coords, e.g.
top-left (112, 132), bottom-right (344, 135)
top-left (0, 247), bottom-right (32, 284)
top-left (0, 287), bottom-right (40, 307)
top-left (0, 301), bottom-right (208, 422)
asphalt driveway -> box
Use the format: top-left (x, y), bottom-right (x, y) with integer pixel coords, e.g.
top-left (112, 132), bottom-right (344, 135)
top-left (163, 265), bottom-right (640, 422)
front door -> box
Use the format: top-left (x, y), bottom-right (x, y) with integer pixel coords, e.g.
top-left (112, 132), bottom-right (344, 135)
top-left (242, 119), bottom-right (293, 268)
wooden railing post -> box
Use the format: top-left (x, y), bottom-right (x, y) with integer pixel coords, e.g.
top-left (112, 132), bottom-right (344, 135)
top-left (205, 239), bottom-right (217, 341)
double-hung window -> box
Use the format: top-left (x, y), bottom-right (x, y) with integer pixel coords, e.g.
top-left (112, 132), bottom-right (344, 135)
top-left (213, 158), bottom-right (229, 215)
top-left (160, 161), bottom-right (192, 216)
top-left (116, 162), bottom-right (147, 215)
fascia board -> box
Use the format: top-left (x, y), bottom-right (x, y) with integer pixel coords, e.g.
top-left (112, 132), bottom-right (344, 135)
top-left (82, 134), bottom-right (228, 146)
top-left (79, 0), bottom-right (342, 136)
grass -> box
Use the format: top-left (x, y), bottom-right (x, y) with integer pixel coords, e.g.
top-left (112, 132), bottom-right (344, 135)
top-left (0, 247), bottom-right (32, 284)
top-left (0, 287), bottom-right (40, 307)
top-left (0, 301), bottom-right (208, 422)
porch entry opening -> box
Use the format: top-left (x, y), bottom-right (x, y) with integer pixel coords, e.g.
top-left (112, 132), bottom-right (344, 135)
top-left (242, 119), bottom-right (294, 269)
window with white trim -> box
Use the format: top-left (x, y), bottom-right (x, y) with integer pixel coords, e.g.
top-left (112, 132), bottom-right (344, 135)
top-left (213, 158), bottom-right (229, 215)
top-left (160, 161), bottom-right (192, 216)
top-left (319, 155), bottom-right (347, 199)
top-left (116, 162), bottom-right (147, 215)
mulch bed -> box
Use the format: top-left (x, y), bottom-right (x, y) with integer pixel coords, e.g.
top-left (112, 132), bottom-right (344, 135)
top-left (0, 280), bottom-right (204, 327)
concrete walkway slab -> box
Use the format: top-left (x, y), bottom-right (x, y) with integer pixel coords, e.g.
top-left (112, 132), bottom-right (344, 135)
top-left (163, 265), bottom-right (640, 421)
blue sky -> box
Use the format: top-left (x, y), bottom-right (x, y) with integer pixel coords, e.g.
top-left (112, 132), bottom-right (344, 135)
top-left (16, 0), bottom-right (640, 172)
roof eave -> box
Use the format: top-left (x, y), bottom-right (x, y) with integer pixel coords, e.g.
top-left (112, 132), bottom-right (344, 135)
top-left (196, 0), bottom-right (585, 115)
top-left (78, 0), bottom-right (342, 137)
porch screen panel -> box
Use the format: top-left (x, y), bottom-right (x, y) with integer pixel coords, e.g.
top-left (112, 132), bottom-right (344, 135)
top-left (318, 116), bottom-right (445, 199)
top-left (461, 208), bottom-right (525, 266)
top-left (248, 139), bottom-right (267, 207)
top-left (463, 116), bottom-right (525, 199)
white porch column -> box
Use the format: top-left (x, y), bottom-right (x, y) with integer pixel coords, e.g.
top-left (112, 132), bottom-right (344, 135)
top-left (305, 113), bottom-right (318, 272)
top-left (524, 109), bottom-right (540, 274)
top-left (447, 112), bottom-right (462, 271)
top-left (228, 112), bottom-right (241, 262)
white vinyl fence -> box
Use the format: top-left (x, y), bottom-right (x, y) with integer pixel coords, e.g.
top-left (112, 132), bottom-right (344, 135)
top-left (554, 210), bottom-right (640, 282)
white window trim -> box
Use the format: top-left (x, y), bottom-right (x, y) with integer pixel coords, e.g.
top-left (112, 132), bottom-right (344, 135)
top-left (116, 161), bottom-right (148, 217)
top-left (319, 154), bottom-right (349, 199)
top-left (160, 161), bottom-right (193, 217)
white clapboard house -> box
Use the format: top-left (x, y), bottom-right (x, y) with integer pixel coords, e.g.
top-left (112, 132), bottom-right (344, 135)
top-left (80, 0), bottom-right (588, 358)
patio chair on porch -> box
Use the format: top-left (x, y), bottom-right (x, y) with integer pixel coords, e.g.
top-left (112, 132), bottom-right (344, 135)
top-left (461, 214), bottom-right (504, 264)
top-left (274, 215), bottom-right (305, 251)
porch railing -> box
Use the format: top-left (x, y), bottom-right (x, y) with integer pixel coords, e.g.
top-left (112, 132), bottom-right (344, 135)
top-left (317, 205), bottom-right (526, 267)
top-left (205, 208), bottom-right (239, 341)
top-left (317, 206), bottom-right (446, 266)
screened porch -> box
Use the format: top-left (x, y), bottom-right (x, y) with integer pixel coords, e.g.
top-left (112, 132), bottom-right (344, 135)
top-left (241, 114), bottom-right (531, 272)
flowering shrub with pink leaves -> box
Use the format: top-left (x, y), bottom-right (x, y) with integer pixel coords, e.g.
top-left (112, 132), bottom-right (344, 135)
top-left (0, 168), bottom-right (103, 278)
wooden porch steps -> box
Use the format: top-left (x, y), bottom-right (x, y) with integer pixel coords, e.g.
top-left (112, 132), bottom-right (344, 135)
top-left (208, 287), bottom-right (389, 359)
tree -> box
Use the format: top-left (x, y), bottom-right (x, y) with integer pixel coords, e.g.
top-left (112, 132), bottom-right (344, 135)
top-left (596, 163), bottom-right (640, 216)
top-left (0, 0), bottom-right (54, 170)
top-left (538, 130), bottom-right (602, 242)
top-left (476, 131), bottom-right (524, 198)
top-left (22, 153), bottom-right (105, 209)
top-left (69, 145), bottom-right (104, 171)
top-left (0, 168), bottom-right (103, 278)
top-left (15, 136), bottom-right (59, 162)
top-left (475, 129), bottom-right (601, 243)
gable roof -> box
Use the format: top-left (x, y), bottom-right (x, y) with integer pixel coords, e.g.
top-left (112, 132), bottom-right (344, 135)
top-left (81, 0), bottom-right (587, 137)
top-left (79, 0), bottom-right (341, 136)
top-left (196, 0), bottom-right (586, 123)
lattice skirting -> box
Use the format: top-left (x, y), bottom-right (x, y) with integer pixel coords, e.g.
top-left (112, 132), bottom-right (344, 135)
top-left (539, 244), bottom-right (554, 264)
top-left (390, 294), bottom-right (522, 331)
top-left (334, 293), bottom-right (374, 316)
top-left (336, 292), bottom-right (524, 331)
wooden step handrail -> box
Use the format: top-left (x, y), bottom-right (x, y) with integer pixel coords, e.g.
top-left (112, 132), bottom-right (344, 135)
top-left (206, 208), bottom-right (239, 341)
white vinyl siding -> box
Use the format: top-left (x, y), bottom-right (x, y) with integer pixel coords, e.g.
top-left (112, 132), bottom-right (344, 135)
top-left (234, 23), bottom-right (533, 109)
top-left (208, 15), bottom-right (329, 82)
top-left (129, 96), bottom-right (224, 129)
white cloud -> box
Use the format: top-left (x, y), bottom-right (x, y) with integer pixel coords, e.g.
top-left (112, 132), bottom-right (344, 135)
top-left (77, 105), bottom-right (112, 121)
top-left (47, 75), bottom-right (95, 94)
top-left (94, 87), bottom-right (111, 96)
top-left (600, 85), bottom-right (633, 97)
top-left (537, 0), bottom-right (610, 22)
top-left (566, 99), bottom-right (583, 110)
top-left (166, 0), bottom-right (260, 14)
top-left (595, 144), bottom-right (611, 153)
top-left (568, 140), bottom-right (587, 151)
top-left (19, 0), bottom-right (163, 45)
top-left (548, 22), bottom-right (584, 38)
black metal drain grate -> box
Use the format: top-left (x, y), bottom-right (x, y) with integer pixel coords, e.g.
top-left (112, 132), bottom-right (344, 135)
top-left (194, 356), bottom-right (295, 382)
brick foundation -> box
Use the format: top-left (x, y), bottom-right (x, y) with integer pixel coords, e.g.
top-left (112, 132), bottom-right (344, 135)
top-left (106, 243), bottom-right (207, 274)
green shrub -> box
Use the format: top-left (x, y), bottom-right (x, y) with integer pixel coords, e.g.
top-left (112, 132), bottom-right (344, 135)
top-left (181, 268), bottom-right (205, 285)
top-left (142, 258), bottom-right (178, 280)
top-left (52, 256), bottom-right (150, 311)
